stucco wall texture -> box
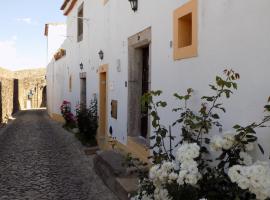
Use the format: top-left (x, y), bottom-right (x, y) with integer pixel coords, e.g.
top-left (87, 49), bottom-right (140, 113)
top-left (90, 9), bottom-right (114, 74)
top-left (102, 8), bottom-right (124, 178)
top-left (0, 68), bottom-right (46, 123)
top-left (47, 0), bottom-right (270, 161)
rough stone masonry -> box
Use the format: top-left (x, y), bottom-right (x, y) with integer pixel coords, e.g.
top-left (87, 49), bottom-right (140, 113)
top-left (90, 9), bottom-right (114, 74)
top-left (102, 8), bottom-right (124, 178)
top-left (0, 67), bottom-right (46, 123)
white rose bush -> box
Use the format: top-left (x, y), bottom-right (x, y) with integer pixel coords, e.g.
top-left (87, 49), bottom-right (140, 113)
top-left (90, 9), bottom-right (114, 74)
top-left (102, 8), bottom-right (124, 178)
top-left (128, 70), bottom-right (270, 200)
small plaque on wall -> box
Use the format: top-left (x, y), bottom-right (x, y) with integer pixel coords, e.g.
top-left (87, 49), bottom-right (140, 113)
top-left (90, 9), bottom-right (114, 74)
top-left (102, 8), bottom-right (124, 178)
top-left (111, 100), bottom-right (118, 119)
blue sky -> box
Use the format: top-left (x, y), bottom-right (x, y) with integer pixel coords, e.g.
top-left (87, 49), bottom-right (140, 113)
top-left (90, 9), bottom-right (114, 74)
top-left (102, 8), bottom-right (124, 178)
top-left (0, 0), bottom-right (65, 70)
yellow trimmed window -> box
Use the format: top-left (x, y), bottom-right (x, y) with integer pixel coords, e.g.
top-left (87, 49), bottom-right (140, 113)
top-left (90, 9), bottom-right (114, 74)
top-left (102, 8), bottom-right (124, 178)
top-left (173, 0), bottom-right (198, 60)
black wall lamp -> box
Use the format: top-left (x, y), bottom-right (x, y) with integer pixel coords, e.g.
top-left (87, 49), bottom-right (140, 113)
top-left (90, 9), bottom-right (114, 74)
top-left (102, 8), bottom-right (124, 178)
top-left (98, 50), bottom-right (104, 60)
top-left (128, 0), bottom-right (138, 12)
top-left (80, 62), bottom-right (84, 70)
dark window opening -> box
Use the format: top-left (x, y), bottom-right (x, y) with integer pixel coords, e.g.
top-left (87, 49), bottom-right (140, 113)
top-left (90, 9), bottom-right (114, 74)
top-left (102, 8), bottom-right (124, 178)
top-left (77, 3), bottom-right (84, 42)
top-left (80, 78), bottom-right (86, 107)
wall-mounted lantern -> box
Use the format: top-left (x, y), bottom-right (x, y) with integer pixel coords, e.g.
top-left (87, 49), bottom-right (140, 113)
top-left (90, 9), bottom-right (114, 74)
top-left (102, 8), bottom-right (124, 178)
top-left (128, 0), bottom-right (138, 12)
top-left (98, 50), bottom-right (104, 60)
top-left (80, 62), bottom-right (84, 70)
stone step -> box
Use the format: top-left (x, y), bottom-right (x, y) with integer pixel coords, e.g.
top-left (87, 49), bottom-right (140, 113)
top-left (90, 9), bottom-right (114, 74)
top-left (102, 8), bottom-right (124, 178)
top-left (116, 177), bottom-right (138, 199)
top-left (94, 150), bottom-right (139, 200)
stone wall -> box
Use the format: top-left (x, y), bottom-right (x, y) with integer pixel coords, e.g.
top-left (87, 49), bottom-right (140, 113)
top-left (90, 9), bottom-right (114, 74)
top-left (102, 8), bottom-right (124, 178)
top-left (0, 68), bottom-right (15, 123)
top-left (14, 69), bottom-right (47, 110)
top-left (0, 67), bottom-right (46, 123)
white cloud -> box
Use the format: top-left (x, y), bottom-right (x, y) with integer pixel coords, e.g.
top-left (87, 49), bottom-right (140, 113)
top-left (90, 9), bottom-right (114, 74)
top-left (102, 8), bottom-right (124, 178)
top-left (16, 17), bottom-right (39, 25)
top-left (11, 35), bottom-right (17, 41)
top-left (0, 37), bottom-right (45, 70)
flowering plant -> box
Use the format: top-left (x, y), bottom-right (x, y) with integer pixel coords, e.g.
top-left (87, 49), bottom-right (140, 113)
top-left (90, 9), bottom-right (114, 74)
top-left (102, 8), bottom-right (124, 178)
top-left (75, 98), bottom-right (98, 146)
top-left (131, 70), bottom-right (270, 200)
top-left (60, 100), bottom-right (76, 128)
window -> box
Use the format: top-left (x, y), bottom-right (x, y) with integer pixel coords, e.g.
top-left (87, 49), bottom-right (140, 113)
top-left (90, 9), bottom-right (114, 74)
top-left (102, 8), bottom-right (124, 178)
top-left (111, 100), bottom-right (118, 119)
top-left (77, 3), bottom-right (84, 42)
top-left (178, 13), bottom-right (192, 48)
top-left (102, 0), bottom-right (109, 5)
top-left (173, 0), bottom-right (198, 60)
top-left (69, 75), bottom-right (72, 92)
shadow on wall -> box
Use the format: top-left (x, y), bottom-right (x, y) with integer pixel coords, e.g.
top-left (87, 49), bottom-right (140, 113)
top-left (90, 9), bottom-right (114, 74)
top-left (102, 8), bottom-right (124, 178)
top-left (40, 86), bottom-right (47, 108)
top-left (13, 79), bottom-right (21, 113)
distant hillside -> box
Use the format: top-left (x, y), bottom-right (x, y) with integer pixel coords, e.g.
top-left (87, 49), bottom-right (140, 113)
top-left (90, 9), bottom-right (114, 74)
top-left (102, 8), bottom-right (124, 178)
top-left (14, 68), bottom-right (46, 79)
top-left (0, 67), bottom-right (46, 79)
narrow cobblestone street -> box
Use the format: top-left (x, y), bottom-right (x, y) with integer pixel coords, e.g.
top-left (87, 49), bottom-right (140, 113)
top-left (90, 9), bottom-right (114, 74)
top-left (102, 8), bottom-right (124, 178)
top-left (0, 109), bottom-right (118, 200)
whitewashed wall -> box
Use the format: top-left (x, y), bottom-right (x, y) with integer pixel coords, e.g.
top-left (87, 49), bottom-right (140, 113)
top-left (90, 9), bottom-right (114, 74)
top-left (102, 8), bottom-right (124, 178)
top-left (46, 24), bottom-right (67, 116)
top-left (47, 0), bottom-right (270, 160)
top-left (46, 24), bottom-right (66, 64)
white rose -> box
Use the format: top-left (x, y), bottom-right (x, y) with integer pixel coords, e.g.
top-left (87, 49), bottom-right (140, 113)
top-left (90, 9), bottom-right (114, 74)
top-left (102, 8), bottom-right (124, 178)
top-left (176, 143), bottom-right (200, 162)
top-left (240, 151), bottom-right (253, 166)
top-left (168, 172), bottom-right (178, 181)
top-left (245, 143), bottom-right (254, 151)
top-left (149, 165), bottom-right (159, 180)
top-left (210, 135), bottom-right (224, 151)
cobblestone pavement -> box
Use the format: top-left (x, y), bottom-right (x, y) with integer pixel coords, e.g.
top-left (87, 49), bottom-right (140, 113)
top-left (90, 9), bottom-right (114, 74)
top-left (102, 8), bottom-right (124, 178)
top-left (0, 109), bottom-right (118, 200)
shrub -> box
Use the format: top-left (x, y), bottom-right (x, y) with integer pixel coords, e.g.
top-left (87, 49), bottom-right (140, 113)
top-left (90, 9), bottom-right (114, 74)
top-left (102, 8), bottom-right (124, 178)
top-left (60, 100), bottom-right (76, 129)
top-left (130, 69), bottom-right (270, 200)
top-left (76, 98), bottom-right (98, 146)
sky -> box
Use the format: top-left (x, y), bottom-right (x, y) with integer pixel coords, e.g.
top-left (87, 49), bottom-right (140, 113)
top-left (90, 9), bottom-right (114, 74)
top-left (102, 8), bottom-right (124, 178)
top-left (0, 0), bottom-right (65, 71)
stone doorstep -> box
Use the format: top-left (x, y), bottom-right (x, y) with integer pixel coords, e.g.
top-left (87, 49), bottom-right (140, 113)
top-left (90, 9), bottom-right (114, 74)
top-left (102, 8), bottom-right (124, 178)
top-left (116, 177), bottom-right (139, 197)
top-left (84, 146), bottom-right (99, 155)
top-left (94, 151), bottom-right (139, 200)
top-left (95, 150), bottom-right (128, 177)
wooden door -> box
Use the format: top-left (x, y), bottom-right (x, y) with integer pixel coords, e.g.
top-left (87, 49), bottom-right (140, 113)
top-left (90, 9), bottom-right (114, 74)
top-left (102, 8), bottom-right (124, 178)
top-left (99, 72), bottom-right (107, 136)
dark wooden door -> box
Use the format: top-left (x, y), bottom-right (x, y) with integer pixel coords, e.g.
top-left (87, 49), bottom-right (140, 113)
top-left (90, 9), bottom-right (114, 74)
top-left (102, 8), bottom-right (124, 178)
top-left (141, 46), bottom-right (150, 138)
top-left (80, 78), bottom-right (87, 107)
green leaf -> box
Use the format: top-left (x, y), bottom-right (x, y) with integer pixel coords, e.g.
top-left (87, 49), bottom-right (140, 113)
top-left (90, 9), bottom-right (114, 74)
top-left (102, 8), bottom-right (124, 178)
top-left (245, 134), bottom-right (257, 139)
top-left (258, 143), bottom-right (265, 155)
top-left (225, 82), bottom-right (232, 88)
top-left (187, 88), bottom-right (193, 94)
top-left (246, 127), bottom-right (256, 134)
top-left (156, 136), bottom-right (161, 144)
top-left (152, 90), bottom-right (162, 96)
top-left (232, 82), bottom-right (238, 89)
top-left (233, 124), bottom-right (241, 129)
top-left (247, 137), bottom-right (257, 142)
top-left (212, 114), bottom-right (220, 119)
top-left (209, 84), bottom-right (217, 91)
top-left (264, 105), bottom-right (270, 112)
top-left (184, 95), bottom-right (191, 100)
top-left (172, 108), bottom-right (182, 112)
top-left (225, 90), bottom-right (231, 98)
top-left (205, 138), bottom-right (210, 144)
top-left (174, 93), bottom-right (184, 100)
top-left (219, 107), bottom-right (226, 113)
top-left (156, 101), bottom-right (167, 107)
top-left (149, 135), bottom-right (156, 140)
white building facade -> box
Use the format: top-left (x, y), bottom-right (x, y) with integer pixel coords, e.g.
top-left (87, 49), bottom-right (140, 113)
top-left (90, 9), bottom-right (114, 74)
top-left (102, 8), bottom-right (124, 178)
top-left (45, 23), bottom-right (67, 119)
top-left (46, 0), bottom-right (270, 162)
